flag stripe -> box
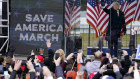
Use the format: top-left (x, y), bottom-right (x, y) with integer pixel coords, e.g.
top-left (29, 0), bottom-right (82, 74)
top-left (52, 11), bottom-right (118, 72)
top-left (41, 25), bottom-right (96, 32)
top-left (65, 0), bottom-right (81, 36)
top-left (134, 0), bottom-right (140, 20)
top-left (86, 0), bottom-right (102, 37)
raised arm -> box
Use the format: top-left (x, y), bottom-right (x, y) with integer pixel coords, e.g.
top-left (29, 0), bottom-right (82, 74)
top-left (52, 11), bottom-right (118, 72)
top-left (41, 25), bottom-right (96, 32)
top-left (54, 57), bottom-right (65, 79)
top-left (46, 40), bottom-right (55, 73)
top-left (101, 0), bottom-right (110, 14)
top-left (10, 60), bottom-right (22, 79)
top-left (103, 7), bottom-right (110, 14)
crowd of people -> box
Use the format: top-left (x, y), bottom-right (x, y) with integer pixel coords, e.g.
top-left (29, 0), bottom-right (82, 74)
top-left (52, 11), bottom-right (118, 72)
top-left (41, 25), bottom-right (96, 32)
top-left (0, 40), bottom-right (140, 79)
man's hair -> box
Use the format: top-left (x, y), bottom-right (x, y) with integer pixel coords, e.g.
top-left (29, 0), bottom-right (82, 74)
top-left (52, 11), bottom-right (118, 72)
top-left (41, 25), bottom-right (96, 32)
top-left (5, 56), bottom-right (13, 66)
top-left (0, 56), bottom-right (4, 65)
top-left (94, 50), bottom-right (102, 60)
top-left (113, 2), bottom-right (120, 6)
top-left (112, 58), bottom-right (120, 68)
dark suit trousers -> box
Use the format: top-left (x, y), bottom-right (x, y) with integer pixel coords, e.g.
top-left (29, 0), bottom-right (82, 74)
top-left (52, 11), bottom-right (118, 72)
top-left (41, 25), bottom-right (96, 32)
top-left (105, 36), bottom-right (118, 57)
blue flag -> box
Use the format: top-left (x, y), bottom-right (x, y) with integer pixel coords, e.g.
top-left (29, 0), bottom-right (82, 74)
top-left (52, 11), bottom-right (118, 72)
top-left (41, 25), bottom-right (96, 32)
top-left (136, 44), bottom-right (140, 60)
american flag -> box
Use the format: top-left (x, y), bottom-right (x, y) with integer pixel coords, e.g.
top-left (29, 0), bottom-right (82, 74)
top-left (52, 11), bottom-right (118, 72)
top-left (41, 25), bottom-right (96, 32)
top-left (65, 0), bottom-right (81, 36)
top-left (96, 0), bottom-right (114, 34)
top-left (134, 0), bottom-right (140, 21)
top-left (124, 0), bottom-right (137, 25)
top-left (119, 0), bottom-right (129, 13)
top-left (87, 0), bottom-right (138, 37)
top-left (119, 0), bottom-right (137, 36)
top-left (86, 0), bottom-right (103, 37)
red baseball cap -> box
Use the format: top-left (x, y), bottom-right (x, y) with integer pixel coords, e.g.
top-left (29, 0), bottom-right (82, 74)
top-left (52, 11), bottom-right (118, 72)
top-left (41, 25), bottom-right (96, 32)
top-left (37, 56), bottom-right (44, 63)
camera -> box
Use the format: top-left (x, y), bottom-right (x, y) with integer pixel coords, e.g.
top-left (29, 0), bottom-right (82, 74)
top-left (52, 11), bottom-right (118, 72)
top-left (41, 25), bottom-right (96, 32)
top-left (55, 53), bottom-right (60, 60)
top-left (131, 59), bottom-right (140, 69)
top-left (73, 49), bottom-right (82, 59)
top-left (73, 52), bottom-right (77, 59)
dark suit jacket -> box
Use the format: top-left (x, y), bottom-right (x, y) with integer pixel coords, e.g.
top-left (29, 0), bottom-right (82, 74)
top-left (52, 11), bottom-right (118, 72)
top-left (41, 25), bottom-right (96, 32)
top-left (103, 7), bottom-right (126, 38)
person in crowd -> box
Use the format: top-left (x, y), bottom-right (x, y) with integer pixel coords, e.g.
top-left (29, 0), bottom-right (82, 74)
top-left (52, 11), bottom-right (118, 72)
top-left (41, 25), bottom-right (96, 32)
top-left (10, 59), bottom-right (36, 79)
top-left (65, 59), bottom-right (77, 79)
top-left (27, 50), bottom-right (35, 63)
top-left (0, 55), bottom-right (5, 66)
top-left (92, 64), bottom-right (122, 79)
top-left (92, 50), bottom-right (132, 79)
top-left (38, 48), bottom-right (45, 58)
top-left (5, 56), bottom-right (14, 67)
top-left (0, 39), bottom-right (139, 79)
top-left (129, 27), bottom-right (140, 56)
top-left (106, 52), bottom-right (112, 63)
top-left (0, 50), bottom-right (137, 79)
top-left (120, 50), bottom-right (131, 76)
top-left (66, 50), bottom-right (85, 79)
top-left (46, 40), bottom-right (74, 75)
top-left (134, 62), bottom-right (140, 79)
top-left (54, 57), bottom-right (65, 79)
top-left (77, 51), bottom-right (86, 79)
top-left (85, 50), bottom-right (102, 76)
top-left (45, 40), bottom-right (56, 73)
top-left (0, 56), bottom-right (5, 78)
top-left (7, 45), bottom-right (15, 58)
top-left (54, 49), bottom-right (73, 72)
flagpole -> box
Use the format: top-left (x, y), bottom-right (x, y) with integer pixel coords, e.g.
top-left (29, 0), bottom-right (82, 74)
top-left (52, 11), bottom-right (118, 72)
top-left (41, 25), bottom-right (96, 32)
top-left (130, 21), bottom-right (132, 37)
top-left (109, 0), bottom-right (112, 54)
top-left (63, 0), bottom-right (66, 54)
top-left (88, 25), bottom-right (90, 46)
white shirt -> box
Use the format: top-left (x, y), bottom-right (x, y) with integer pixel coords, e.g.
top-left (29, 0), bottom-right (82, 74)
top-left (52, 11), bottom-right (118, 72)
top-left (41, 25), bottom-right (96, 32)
top-left (117, 10), bottom-right (119, 16)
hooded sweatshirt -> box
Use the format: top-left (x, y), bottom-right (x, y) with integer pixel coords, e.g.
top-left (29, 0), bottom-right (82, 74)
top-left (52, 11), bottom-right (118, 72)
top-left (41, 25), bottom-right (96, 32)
top-left (85, 60), bottom-right (101, 76)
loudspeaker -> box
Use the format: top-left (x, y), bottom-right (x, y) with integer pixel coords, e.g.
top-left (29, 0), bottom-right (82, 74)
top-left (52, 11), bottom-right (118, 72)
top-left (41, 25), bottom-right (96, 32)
top-left (66, 36), bottom-right (82, 56)
top-left (74, 36), bottom-right (82, 50)
top-left (66, 37), bottom-right (74, 56)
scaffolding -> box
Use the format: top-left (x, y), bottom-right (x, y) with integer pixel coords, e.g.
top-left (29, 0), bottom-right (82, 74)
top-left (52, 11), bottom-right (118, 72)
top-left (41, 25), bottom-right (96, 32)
top-left (0, 0), bottom-right (9, 52)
